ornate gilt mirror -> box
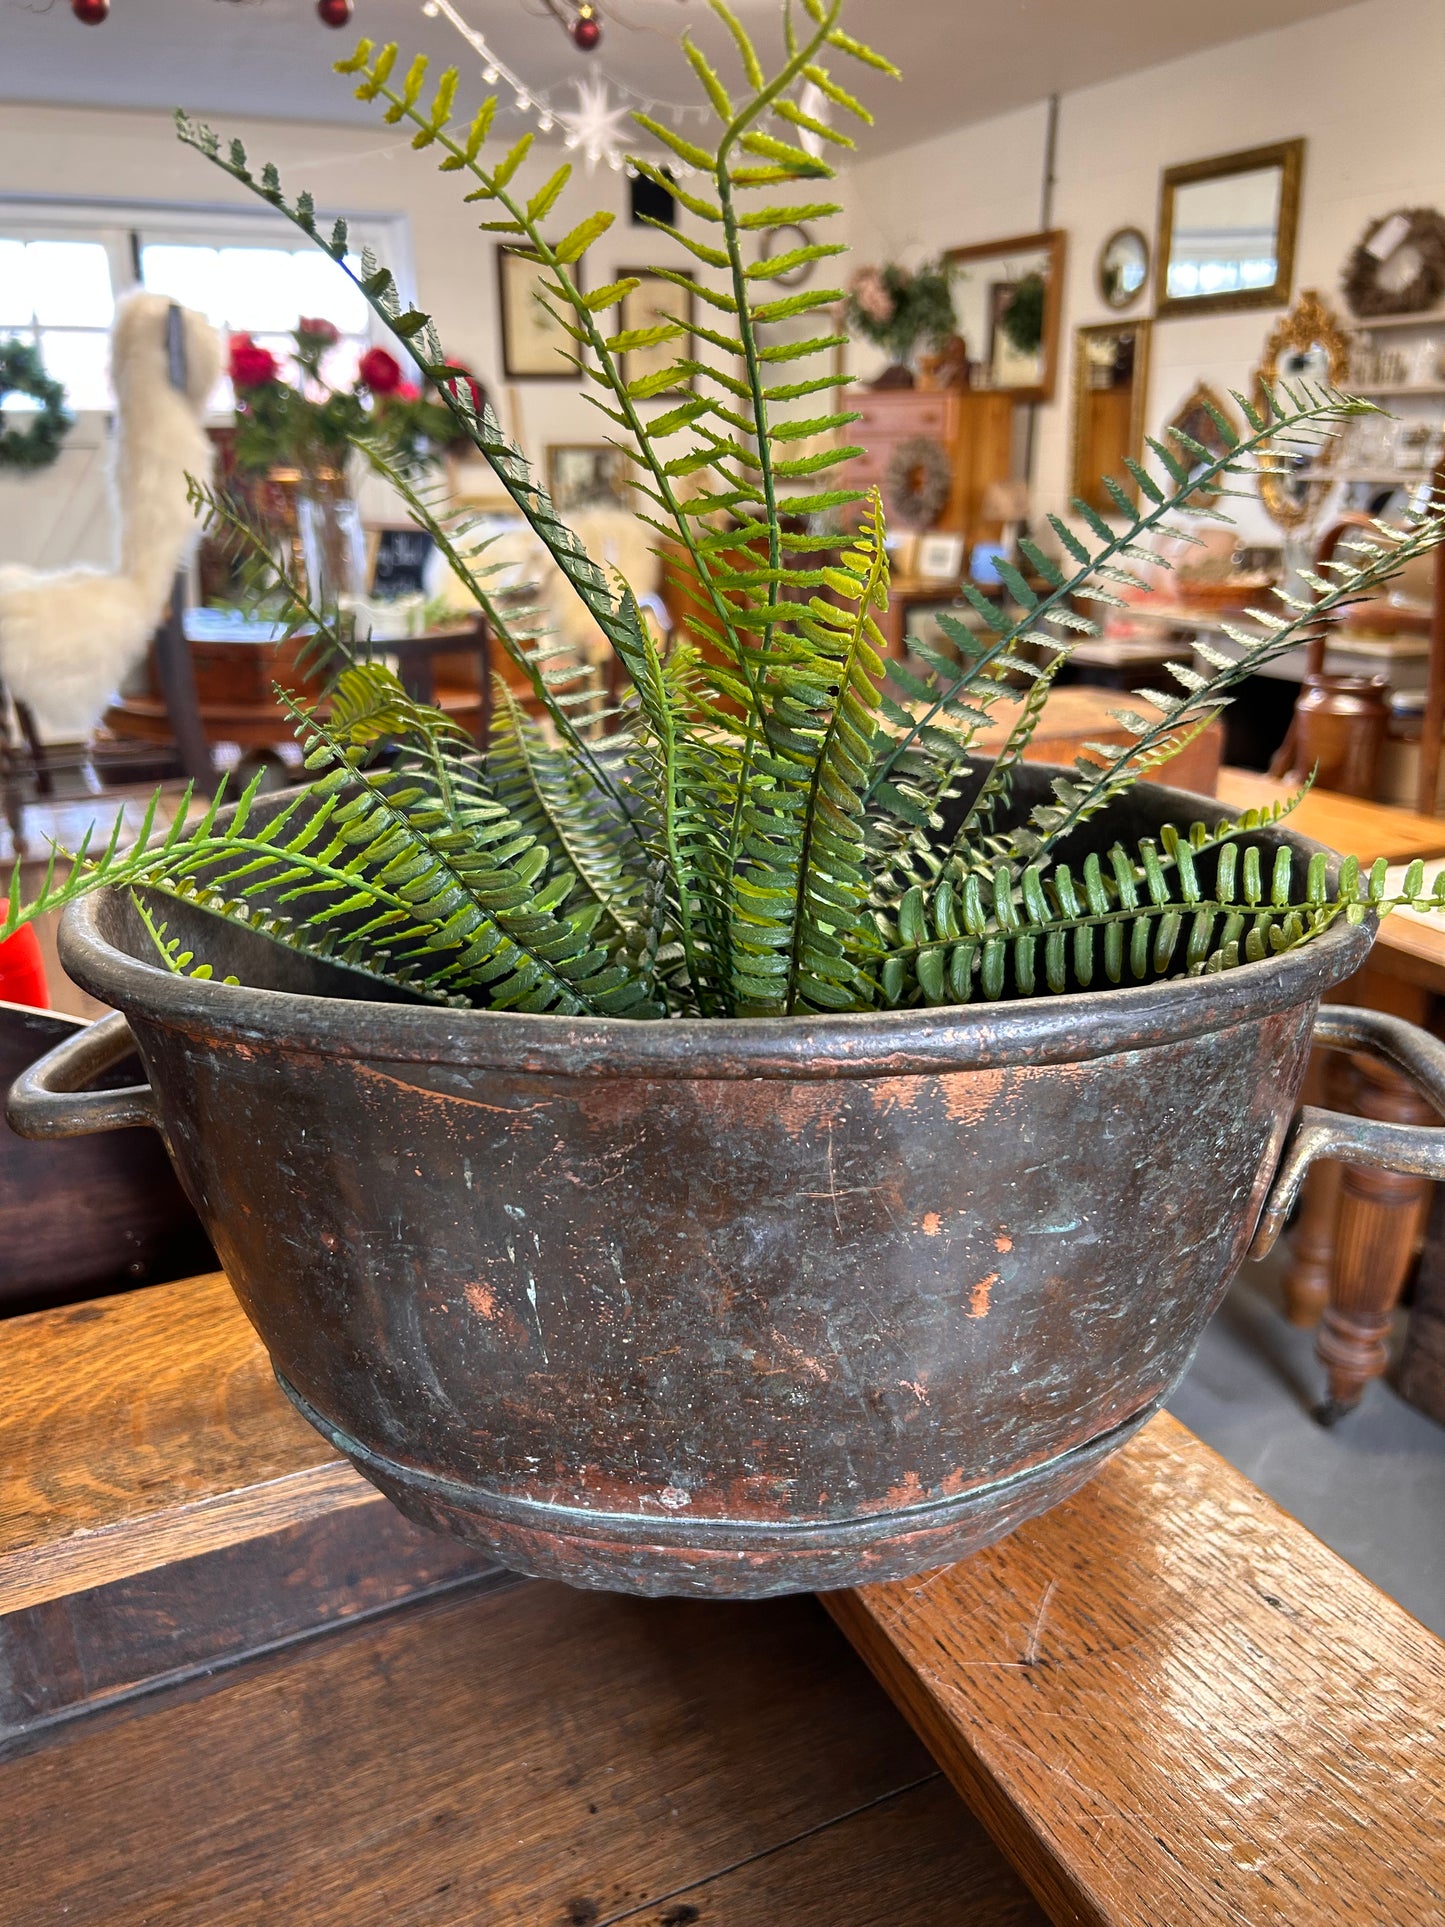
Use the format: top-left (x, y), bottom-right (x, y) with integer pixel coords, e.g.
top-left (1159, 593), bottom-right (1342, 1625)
top-left (945, 230), bottom-right (1066, 402)
top-left (1156, 140), bottom-right (1304, 319)
top-left (1252, 288), bottom-right (1352, 529)
top-left (1070, 321), bottom-right (1151, 513)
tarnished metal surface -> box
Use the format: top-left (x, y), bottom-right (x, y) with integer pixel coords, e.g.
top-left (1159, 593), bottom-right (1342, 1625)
top-left (35, 772), bottom-right (1378, 1596)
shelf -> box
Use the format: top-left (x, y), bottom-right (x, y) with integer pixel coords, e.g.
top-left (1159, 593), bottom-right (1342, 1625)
top-left (1349, 383), bottom-right (1445, 399)
top-left (1349, 309), bottom-right (1445, 333)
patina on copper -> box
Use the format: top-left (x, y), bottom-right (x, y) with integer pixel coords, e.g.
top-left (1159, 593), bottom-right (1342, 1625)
top-left (11, 771), bottom-right (1445, 1597)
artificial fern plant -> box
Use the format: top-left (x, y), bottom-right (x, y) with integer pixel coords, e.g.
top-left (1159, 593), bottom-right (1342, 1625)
top-left (9, 0), bottom-right (1445, 1020)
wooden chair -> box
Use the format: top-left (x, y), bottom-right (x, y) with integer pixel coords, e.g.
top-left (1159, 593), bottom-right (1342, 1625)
top-left (0, 1003), bottom-right (212, 1318)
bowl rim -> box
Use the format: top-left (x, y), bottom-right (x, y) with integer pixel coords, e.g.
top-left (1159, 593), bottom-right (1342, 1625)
top-left (57, 776), bottom-right (1378, 1080)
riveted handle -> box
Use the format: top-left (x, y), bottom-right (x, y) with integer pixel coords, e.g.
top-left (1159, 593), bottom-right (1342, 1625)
top-left (1249, 1005), bottom-right (1445, 1258)
top-left (6, 1010), bottom-right (161, 1140)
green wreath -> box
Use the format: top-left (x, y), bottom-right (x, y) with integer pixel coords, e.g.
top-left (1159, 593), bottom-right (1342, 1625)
top-left (0, 339), bottom-right (74, 474)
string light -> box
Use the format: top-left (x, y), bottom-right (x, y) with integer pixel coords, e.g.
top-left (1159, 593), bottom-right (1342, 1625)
top-left (419, 0), bottom-right (713, 172)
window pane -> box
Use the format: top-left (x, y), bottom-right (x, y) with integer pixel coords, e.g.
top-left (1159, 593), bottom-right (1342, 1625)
top-left (290, 250), bottom-right (369, 335)
top-left (38, 330), bottom-right (113, 410)
top-left (0, 241), bottom-right (31, 328)
top-left (26, 241), bottom-right (115, 328)
top-left (217, 248), bottom-right (307, 333)
top-left (141, 243), bottom-right (226, 325)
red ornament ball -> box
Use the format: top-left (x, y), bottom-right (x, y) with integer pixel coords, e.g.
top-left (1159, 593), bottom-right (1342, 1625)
top-left (572, 12), bottom-right (602, 50)
top-left (317, 0), bottom-right (353, 26)
top-left (71, 0), bottom-right (110, 22)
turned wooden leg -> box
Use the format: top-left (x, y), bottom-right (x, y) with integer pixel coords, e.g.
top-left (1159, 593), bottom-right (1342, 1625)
top-left (1315, 1054), bottom-right (1436, 1424)
top-left (1281, 1051), bottom-right (1352, 1326)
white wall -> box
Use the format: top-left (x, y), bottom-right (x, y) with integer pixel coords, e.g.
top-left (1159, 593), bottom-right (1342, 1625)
top-left (0, 99), bottom-right (687, 563)
top-left (844, 0), bottom-right (1445, 538)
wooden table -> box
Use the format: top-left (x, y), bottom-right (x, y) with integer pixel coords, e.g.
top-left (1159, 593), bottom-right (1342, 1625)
top-left (1216, 768), bottom-right (1445, 863)
top-left (3, 1270), bottom-right (1442, 1923)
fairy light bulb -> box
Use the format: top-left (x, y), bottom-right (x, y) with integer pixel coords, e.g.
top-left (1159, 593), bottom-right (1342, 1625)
top-left (483, 63), bottom-right (499, 82)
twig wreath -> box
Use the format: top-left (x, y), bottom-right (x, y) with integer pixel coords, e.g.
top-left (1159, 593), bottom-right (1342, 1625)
top-left (884, 434), bottom-right (952, 530)
top-left (0, 340), bottom-right (74, 474)
top-left (1343, 208), bottom-right (1445, 318)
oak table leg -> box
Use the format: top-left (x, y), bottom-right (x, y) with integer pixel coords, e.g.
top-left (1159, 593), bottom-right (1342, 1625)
top-left (1315, 1052), bottom-right (1436, 1424)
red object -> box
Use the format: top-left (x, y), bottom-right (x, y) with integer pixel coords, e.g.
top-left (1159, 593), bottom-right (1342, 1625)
top-left (393, 381), bottom-right (421, 403)
top-left (317, 0), bottom-right (353, 24)
top-left (228, 333), bottom-right (280, 390)
top-left (71, 0), bottom-right (109, 20)
top-left (442, 359), bottom-right (487, 418)
top-left (296, 316), bottom-right (340, 347)
top-left (572, 10), bottom-right (602, 49)
top-left (357, 346), bottom-right (402, 395)
top-left (0, 907), bottom-right (48, 1011)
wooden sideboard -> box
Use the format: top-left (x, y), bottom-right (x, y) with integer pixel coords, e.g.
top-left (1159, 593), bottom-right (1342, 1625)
top-left (839, 385), bottom-right (1016, 549)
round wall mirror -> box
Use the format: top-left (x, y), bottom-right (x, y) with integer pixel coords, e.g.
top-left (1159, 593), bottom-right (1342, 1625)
top-left (1097, 227), bottom-right (1149, 311)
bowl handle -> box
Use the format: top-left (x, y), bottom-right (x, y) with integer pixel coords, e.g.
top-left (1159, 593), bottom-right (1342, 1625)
top-left (1249, 1005), bottom-right (1445, 1258)
top-left (6, 1010), bottom-right (161, 1140)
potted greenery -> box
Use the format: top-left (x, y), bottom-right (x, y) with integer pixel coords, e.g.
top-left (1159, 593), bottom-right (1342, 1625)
top-left (11, 0), bottom-right (1445, 1597)
top-left (843, 258), bottom-right (958, 386)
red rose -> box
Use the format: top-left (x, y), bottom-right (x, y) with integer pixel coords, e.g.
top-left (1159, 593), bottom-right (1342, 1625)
top-left (393, 381), bottom-right (421, 403)
top-left (228, 333), bottom-right (279, 390)
top-left (296, 316), bottom-right (340, 347)
top-left (357, 347), bottom-right (402, 395)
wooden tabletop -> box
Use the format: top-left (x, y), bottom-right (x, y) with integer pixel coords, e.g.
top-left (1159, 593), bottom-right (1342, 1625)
top-left (0, 1272), bottom-right (377, 1617)
top-left (1216, 769), bottom-right (1445, 862)
top-left (830, 1410), bottom-right (1445, 1927)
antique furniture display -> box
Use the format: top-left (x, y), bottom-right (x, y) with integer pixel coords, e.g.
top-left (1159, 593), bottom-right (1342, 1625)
top-left (944, 231), bottom-right (1066, 402)
top-left (1069, 320), bottom-right (1151, 514)
top-left (1097, 226), bottom-right (1150, 310)
top-left (1253, 289), bottom-right (1352, 529)
top-left (837, 385), bottom-right (1015, 556)
top-left (1155, 139), bottom-right (1305, 319)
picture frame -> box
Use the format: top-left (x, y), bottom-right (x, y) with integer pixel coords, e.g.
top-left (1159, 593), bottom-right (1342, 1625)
top-left (546, 443), bottom-right (634, 515)
top-left (916, 531), bottom-right (966, 582)
top-left (616, 269), bottom-right (694, 395)
top-left (1155, 139), bottom-right (1304, 320)
top-left (498, 244), bottom-right (582, 381)
top-left (944, 231), bottom-right (1066, 403)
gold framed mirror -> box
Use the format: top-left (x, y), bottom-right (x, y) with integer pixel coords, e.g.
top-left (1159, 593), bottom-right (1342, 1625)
top-left (944, 230), bottom-right (1066, 402)
top-left (1253, 288), bottom-right (1352, 528)
top-left (1070, 321), bottom-right (1151, 513)
top-left (1155, 139), bottom-right (1304, 319)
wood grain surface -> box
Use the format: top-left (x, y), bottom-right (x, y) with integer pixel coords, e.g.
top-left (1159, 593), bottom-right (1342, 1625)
top-left (0, 1582), bottom-right (1045, 1927)
top-left (1215, 768), bottom-right (1445, 861)
top-left (829, 1411), bottom-right (1445, 1927)
top-left (0, 1272), bottom-right (378, 1615)
top-left (0, 1505), bottom-right (504, 1747)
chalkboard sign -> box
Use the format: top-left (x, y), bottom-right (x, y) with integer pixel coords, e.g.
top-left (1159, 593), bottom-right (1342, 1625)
top-left (370, 527), bottom-right (434, 600)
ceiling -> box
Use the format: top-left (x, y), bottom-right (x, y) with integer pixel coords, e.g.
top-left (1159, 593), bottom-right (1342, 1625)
top-left (3, 0), bottom-right (1354, 155)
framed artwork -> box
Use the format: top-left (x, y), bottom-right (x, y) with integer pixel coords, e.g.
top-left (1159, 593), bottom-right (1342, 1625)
top-left (616, 269), bottom-right (693, 394)
top-left (498, 245), bottom-right (581, 381)
top-left (546, 443), bottom-right (633, 515)
top-left (945, 231), bottom-right (1066, 403)
top-left (1166, 381), bottom-right (1239, 503)
top-left (916, 532), bottom-right (965, 582)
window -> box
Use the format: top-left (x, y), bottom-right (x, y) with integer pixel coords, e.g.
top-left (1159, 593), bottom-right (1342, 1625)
top-left (139, 238), bottom-right (376, 403)
top-left (0, 205), bottom-right (408, 416)
top-left (0, 236), bottom-right (119, 410)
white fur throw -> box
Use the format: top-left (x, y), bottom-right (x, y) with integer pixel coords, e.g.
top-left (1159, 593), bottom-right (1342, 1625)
top-left (0, 292), bottom-right (222, 736)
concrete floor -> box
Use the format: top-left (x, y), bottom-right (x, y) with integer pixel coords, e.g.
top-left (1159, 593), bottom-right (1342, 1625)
top-left (1169, 1249), bottom-right (1445, 1637)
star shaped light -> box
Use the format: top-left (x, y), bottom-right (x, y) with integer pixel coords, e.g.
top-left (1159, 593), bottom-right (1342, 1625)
top-left (557, 74), bottom-right (634, 172)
